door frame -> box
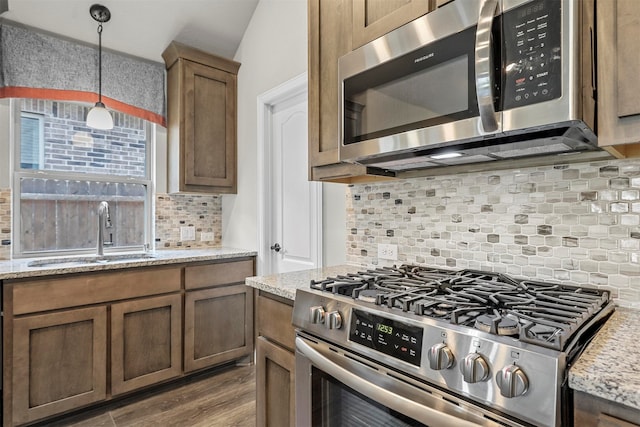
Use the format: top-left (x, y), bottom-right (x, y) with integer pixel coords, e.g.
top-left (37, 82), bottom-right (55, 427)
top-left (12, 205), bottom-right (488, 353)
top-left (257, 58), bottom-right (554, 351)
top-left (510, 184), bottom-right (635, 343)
top-left (256, 72), bottom-right (322, 275)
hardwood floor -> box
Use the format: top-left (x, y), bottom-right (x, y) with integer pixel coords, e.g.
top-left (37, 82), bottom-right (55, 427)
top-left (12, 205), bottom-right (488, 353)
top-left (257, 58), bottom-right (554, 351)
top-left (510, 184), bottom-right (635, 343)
top-left (40, 365), bottom-right (255, 427)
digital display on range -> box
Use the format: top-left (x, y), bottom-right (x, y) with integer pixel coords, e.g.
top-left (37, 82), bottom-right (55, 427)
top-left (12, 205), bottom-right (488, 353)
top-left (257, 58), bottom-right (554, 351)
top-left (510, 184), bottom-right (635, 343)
top-left (349, 309), bottom-right (423, 366)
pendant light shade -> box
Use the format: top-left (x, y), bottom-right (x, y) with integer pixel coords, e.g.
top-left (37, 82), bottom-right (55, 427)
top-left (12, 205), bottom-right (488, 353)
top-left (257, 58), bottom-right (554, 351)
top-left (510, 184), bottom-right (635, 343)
top-left (87, 4), bottom-right (113, 130)
top-left (86, 102), bottom-right (114, 130)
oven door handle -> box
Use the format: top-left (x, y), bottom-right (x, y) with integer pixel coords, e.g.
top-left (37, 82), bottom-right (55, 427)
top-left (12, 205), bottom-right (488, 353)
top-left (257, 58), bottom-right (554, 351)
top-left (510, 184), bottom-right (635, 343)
top-left (475, 0), bottom-right (499, 133)
top-left (296, 337), bottom-right (483, 427)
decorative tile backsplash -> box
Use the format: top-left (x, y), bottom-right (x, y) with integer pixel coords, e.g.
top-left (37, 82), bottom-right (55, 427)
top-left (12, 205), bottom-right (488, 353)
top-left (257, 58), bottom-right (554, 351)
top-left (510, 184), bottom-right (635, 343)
top-left (346, 159), bottom-right (640, 308)
top-left (154, 193), bottom-right (222, 249)
top-left (0, 189), bottom-right (11, 260)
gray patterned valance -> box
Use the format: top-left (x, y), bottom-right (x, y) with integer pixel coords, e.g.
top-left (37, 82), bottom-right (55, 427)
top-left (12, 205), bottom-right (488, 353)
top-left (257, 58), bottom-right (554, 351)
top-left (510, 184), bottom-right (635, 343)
top-left (0, 19), bottom-right (166, 126)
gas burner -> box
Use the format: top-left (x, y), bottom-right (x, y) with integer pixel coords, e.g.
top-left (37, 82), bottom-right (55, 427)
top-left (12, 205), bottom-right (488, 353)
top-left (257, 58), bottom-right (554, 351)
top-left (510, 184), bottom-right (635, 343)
top-left (474, 314), bottom-right (520, 336)
top-left (309, 264), bottom-right (613, 350)
top-left (357, 289), bottom-right (384, 303)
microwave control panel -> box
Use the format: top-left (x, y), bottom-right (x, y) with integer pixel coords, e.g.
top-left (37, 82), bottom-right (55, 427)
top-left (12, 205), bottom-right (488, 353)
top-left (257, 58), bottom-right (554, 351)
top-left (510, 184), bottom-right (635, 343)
top-left (349, 309), bottom-right (423, 366)
top-left (502, 0), bottom-right (562, 110)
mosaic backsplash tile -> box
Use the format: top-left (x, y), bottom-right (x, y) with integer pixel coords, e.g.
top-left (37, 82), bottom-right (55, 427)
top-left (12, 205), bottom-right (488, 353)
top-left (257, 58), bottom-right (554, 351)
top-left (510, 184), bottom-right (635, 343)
top-left (0, 189), bottom-right (11, 260)
top-left (155, 193), bottom-right (222, 249)
top-left (346, 159), bottom-right (640, 309)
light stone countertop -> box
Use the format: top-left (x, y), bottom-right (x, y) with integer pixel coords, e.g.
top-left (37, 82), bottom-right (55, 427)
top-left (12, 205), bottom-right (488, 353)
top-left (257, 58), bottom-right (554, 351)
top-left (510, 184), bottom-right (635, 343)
top-left (245, 264), bottom-right (363, 300)
top-left (0, 247), bottom-right (257, 280)
top-left (247, 266), bottom-right (640, 413)
top-left (569, 307), bottom-right (640, 411)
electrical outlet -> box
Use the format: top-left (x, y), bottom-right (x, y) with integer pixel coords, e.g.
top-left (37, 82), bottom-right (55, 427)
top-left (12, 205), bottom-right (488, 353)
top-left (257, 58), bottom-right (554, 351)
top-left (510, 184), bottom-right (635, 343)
top-left (201, 232), bottom-right (215, 241)
top-left (378, 243), bottom-right (398, 260)
top-left (180, 226), bottom-right (195, 241)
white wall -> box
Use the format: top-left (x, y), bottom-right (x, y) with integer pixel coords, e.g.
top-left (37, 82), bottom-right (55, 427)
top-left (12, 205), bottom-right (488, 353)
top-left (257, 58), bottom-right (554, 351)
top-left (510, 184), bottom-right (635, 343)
top-left (223, 0), bottom-right (347, 266)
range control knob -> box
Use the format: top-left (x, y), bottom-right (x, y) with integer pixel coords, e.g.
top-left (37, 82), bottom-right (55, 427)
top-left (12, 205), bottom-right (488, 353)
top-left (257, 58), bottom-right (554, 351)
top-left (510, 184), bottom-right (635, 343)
top-left (460, 353), bottom-right (490, 383)
top-left (428, 343), bottom-right (454, 370)
top-left (309, 306), bottom-right (325, 324)
top-left (326, 311), bottom-right (343, 330)
top-left (496, 364), bottom-right (529, 398)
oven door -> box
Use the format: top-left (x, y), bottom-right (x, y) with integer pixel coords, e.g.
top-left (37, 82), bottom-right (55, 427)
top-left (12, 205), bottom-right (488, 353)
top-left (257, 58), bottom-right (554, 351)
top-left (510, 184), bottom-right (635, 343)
top-left (295, 334), bottom-right (523, 427)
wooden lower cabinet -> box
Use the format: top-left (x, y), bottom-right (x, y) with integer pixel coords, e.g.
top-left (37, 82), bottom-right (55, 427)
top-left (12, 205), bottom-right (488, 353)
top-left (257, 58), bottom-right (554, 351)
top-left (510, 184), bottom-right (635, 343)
top-left (184, 284), bottom-right (253, 372)
top-left (11, 307), bottom-right (108, 426)
top-left (111, 294), bottom-right (182, 396)
top-left (255, 290), bottom-right (296, 427)
top-left (574, 391), bottom-right (640, 427)
top-left (3, 258), bottom-right (255, 427)
top-left (256, 336), bottom-right (295, 427)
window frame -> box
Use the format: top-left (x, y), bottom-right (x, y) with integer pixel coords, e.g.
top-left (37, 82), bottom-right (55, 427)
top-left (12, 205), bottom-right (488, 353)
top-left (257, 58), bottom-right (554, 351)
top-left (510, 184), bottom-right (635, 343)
top-left (10, 99), bottom-right (155, 258)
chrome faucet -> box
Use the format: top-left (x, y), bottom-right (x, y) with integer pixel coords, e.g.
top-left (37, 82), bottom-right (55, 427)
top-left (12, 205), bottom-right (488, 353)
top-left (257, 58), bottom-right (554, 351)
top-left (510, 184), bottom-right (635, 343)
top-left (97, 201), bottom-right (113, 256)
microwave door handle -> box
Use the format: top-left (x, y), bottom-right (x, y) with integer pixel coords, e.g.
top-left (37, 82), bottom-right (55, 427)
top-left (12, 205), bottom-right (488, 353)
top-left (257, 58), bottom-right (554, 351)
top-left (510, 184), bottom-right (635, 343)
top-left (295, 337), bottom-right (481, 427)
top-left (475, 0), bottom-right (499, 132)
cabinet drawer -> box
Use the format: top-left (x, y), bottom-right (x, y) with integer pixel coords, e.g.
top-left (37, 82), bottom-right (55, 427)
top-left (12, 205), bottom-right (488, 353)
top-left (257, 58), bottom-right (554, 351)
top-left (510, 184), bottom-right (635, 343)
top-left (185, 258), bottom-right (254, 290)
top-left (10, 266), bottom-right (181, 315)
top-left (257, 292), bottom-right (295, 351)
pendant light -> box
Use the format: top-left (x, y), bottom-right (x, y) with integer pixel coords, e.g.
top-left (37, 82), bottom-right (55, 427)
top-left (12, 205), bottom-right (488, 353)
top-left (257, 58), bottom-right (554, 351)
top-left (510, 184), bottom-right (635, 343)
top-left (86, 4), bottom-right (114, 130)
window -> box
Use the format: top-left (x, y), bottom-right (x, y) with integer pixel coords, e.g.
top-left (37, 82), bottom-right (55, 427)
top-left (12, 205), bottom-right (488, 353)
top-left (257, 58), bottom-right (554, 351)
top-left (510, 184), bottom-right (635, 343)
top-left (12, 99), bottom-right (153, 257)
top-left (20, 113), bottom-right (44, 170)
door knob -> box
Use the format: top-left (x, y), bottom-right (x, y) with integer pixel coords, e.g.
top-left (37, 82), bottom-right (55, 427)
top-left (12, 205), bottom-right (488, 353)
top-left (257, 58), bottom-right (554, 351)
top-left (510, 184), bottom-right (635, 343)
top-left (270, 243), bottom-right (282, 252)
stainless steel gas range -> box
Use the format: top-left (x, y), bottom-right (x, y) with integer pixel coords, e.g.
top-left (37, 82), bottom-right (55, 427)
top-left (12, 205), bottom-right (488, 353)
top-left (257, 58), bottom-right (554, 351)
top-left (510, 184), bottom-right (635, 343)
top-left (292, 265), bottom-right (614, 427)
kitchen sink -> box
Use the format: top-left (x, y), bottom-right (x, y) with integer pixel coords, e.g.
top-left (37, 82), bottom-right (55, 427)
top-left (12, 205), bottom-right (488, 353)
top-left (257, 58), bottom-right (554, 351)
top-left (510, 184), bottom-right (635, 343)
top-left (27, 253), bottom-right (157, 268)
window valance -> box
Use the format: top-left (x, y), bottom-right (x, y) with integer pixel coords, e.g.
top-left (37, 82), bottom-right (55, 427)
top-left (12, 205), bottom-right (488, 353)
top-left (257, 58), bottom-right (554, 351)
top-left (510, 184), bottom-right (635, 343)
top-left (0, 19), bottom-right (166, 126)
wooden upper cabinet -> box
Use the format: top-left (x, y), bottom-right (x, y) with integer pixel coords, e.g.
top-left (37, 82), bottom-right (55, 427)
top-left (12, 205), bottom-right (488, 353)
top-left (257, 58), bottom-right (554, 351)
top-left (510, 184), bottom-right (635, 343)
top-left (595, 0), bottom-right (640, 157)
top-left (163, 41), bottom-right (240, 194)
top-left (308, 0), bottom-right (401, 183)
top-left (352, 0), bottom-right (434, 49)
top-left (308, 0), bottom-right (352, 170)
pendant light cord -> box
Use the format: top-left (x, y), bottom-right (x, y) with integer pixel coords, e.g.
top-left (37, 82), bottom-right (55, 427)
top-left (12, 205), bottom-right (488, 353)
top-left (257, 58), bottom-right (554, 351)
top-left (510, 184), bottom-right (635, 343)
top-left (97, 23), bottom-right (103, 104)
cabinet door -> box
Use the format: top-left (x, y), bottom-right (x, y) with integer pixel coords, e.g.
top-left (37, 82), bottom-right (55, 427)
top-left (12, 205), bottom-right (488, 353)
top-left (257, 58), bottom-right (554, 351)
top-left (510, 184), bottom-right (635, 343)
top-left (352, 0), bottom-right (434, 49)
top-left (256, 336), bottom-right (295, 427)
top-left (183, 59), bottom-right (237, 192)
top-left (308, 0), bottom-right (352, 169)
top-left (111, 294), bottom-right (182, 396)
top-left (596, 0), bottom-right (640, 154)
top-left (308, 0), bottom-right (402, 183)
top-left (574, 391), bottom-right (640, 427)
top-left (184, 284), bottom-right (253, 372)
top-left (12, 307), bottom-right (107, 426)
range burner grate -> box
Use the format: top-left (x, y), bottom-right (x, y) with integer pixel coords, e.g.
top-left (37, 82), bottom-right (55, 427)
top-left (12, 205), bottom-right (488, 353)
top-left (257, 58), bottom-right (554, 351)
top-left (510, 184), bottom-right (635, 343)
top-left (310, 265), bottom-right (611, 350)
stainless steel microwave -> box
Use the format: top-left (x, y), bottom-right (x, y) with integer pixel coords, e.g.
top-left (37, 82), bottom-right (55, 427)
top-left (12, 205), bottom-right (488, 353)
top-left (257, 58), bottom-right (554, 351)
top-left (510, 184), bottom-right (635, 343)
top-left (339, 0), bottom-right (604, 172)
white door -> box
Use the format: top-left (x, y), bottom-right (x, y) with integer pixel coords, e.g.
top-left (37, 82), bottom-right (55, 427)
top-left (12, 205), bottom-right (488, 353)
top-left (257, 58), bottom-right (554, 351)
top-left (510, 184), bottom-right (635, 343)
top-left (258, 74), bottom-right (322, 275)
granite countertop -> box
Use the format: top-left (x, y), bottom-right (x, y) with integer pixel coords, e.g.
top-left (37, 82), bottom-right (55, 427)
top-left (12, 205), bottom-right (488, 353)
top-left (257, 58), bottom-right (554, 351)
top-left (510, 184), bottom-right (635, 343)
top-left (0, 247), bottom-right (257, 280)
top-left (247, 266), bottom-right (640, 413)
top-left (569, 307), bottom-right (640, 411)
top-left (245, 264), bottom-right (363, 300)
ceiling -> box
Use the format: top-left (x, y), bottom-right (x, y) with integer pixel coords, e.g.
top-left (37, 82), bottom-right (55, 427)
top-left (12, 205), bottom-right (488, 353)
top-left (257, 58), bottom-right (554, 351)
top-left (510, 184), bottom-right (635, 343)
top-left (1, 0), bottom-right (260, 63)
